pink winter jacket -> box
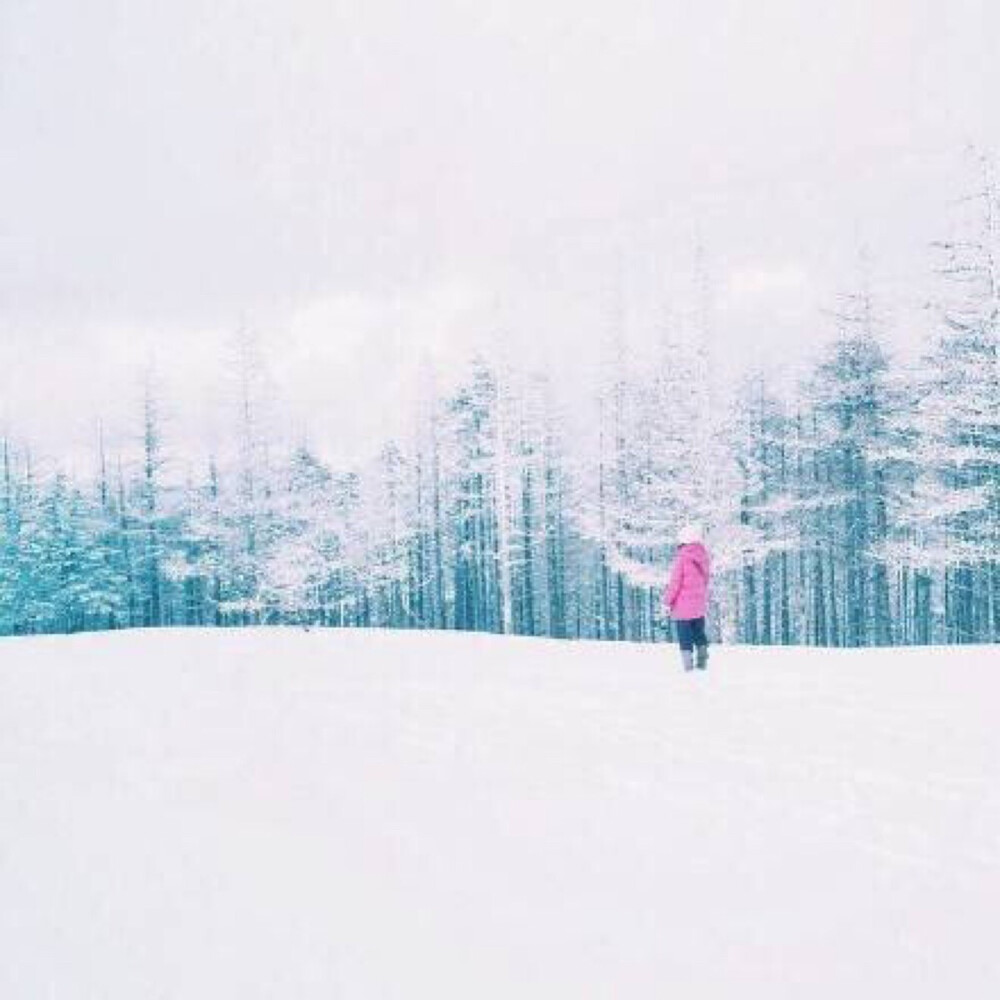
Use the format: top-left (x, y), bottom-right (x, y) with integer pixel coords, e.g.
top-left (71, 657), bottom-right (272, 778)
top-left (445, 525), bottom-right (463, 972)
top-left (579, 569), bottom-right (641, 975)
top-left (663, 542), bottom-right (711, 621)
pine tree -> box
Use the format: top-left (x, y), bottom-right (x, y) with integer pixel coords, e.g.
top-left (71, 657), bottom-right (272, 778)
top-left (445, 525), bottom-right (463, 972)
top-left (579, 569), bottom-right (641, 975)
top-left (801, 288), bottom-right (898, 646)
top-left (911, 151), bottom-right (1000, 641)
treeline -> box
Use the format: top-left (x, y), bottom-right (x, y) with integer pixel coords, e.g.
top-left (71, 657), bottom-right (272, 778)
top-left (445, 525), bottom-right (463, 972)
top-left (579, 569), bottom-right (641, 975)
top-left (1, 171), bottom-right (997, 646)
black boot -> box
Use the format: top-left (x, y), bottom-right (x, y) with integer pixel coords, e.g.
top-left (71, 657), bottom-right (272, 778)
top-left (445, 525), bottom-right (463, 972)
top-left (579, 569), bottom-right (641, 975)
top-left (695, 645), bottom-right (709, 670)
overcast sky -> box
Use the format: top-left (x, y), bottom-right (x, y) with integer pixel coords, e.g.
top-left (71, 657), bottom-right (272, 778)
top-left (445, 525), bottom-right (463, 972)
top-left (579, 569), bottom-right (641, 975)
top-left (1, 0), bottom-right (998, 466)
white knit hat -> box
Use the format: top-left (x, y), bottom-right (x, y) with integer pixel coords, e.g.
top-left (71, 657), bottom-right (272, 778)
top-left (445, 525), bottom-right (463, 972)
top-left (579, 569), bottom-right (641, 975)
top-left (677, 522), bottom-right (703, 545)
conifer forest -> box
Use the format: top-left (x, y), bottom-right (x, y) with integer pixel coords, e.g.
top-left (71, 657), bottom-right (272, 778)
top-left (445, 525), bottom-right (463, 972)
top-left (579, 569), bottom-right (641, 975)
top-left (2, 170), bottom-right (997, 646)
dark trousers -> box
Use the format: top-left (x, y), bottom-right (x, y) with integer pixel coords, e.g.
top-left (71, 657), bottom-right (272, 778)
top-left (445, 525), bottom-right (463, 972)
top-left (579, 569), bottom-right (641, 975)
top-left (675, 617), bottom-right (708, 652)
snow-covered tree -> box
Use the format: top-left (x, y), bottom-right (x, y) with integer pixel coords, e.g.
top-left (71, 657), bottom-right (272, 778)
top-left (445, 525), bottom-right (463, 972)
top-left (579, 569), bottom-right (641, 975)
top-left (905, 152), bottom-right (1000, 641)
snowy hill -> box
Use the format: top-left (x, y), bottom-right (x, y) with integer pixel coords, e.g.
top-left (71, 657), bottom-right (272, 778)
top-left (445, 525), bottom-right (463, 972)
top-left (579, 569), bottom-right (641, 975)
top-left (1, 628), bottom-right (997, 999)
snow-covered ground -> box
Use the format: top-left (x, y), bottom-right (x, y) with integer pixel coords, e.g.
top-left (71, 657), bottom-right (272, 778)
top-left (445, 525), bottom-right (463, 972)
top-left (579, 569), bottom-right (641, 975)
top-left (1, 629), bottom-right (997, 999)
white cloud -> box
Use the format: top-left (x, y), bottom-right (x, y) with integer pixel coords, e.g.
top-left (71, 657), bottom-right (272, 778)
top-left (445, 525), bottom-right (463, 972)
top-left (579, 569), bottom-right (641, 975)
top-left (726, 264), bottom-right (810, 299)
top-left (262, 281), bottom-right (489, 462)
top-left (2, 0), bottom-right (999, 461)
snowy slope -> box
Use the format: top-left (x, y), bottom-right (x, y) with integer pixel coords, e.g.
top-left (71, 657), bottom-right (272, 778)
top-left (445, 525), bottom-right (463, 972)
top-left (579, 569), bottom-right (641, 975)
top-left (1, 628), bottom-right (997, 999)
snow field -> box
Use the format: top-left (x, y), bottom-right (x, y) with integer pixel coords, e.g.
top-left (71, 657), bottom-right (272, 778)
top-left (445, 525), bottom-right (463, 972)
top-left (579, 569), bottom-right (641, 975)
top-left (1, 628), bottom-right (997, 998)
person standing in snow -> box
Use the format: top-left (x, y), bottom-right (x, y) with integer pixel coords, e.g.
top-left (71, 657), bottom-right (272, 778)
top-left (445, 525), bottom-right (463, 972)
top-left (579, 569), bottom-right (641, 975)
top-left (663, 523), bottom-right (711, 672)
